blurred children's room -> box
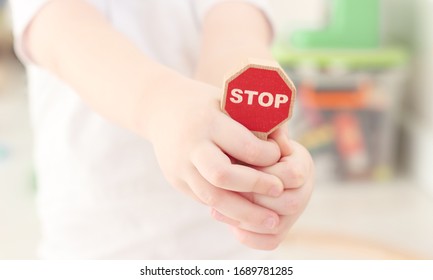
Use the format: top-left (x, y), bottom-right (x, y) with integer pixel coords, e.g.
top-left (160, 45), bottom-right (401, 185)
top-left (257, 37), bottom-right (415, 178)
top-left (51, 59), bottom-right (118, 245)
top-left (1, 0), bottom-right (433, 260)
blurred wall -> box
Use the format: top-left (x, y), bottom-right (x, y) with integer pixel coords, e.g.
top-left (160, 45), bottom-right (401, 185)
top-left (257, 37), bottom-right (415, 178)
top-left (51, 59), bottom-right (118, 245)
top-left (269, 0), bottom-right (416, 45)
top-left (409, 0), bottom-right (433, 194)
top-left (268, 0), bottom-right (327, 37)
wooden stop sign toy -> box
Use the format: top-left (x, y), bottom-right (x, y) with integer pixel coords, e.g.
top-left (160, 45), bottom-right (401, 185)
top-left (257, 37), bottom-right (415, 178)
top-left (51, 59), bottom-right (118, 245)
top-left (222, 59), bottom-right (296, 140)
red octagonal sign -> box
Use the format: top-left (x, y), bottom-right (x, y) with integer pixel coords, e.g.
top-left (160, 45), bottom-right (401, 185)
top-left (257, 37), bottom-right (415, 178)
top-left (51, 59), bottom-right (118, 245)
top-left (222, 59), bottom-right (296, 139)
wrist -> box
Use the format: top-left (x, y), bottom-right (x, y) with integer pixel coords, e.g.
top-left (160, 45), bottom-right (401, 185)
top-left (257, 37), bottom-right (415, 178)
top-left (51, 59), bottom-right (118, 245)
top-left (195, 45), bottom-right (273, 86)
top-left (130, 68), bottom-right (190, 140)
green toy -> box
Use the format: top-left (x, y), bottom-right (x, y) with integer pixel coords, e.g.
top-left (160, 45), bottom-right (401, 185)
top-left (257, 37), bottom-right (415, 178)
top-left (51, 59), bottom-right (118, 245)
top-left (291, 0), bottom-right (381, 49)
top-left (273, 46), bottom-right (408, 70)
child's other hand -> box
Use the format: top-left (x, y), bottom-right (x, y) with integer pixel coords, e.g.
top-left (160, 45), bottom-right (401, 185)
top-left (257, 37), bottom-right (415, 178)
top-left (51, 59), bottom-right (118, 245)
top-left (143, 78), bottom-right (287, 233)
top-left (210, 128), bottom-right (314, 250)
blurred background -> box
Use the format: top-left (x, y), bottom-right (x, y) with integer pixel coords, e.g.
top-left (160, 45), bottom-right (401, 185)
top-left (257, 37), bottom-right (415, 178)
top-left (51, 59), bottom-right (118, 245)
top-left (1, 0), bottom-right (432, 259)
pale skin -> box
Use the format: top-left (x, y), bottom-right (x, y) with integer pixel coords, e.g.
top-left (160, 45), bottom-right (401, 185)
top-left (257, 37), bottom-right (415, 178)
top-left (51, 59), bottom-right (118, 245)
top-left (23, 0), bottom-right (314, 250)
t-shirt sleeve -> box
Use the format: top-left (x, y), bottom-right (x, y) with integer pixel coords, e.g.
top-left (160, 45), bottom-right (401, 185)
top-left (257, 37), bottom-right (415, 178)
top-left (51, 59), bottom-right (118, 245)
top-left (8, 0), bottom-right (51, 64)
top-left (193, 0), bottom-right (275, 36)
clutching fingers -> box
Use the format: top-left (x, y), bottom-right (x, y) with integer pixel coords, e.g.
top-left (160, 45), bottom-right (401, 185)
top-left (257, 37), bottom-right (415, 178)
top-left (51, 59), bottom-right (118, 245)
top-left (252, 186), bottom-right (312, 217)
top-left (212, 190), bottom-right (307, 234)
top-left (268, 125), bottom-right (293, 157)
top-left (258, 160), bottom-right (306, 189)
top-left (211, 208), bottom-right (282, 235)
top-left (210, 192), bottom-right (305, 249)
top-left (211, 113), bottom-right (281, 167)
top-left (186, 165), bottom-right (281, 231)
top-left (258, 141), bottom-right (313, 189)
top-left (191, 141), bottom-right (284, 196)
top-left (230, 214), bottom-right (295, 250)
top-left (231, 226), bottom-right (285, 250)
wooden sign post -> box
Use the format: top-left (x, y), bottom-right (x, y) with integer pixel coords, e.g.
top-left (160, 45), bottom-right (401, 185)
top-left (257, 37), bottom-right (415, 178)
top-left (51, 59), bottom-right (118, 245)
top-left (222, 59), bottom-right (296, 140)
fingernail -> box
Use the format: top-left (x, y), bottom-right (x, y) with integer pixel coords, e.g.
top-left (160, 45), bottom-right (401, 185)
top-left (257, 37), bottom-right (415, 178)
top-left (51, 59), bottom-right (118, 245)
top-left (263, 217), bottom-right (277, 229)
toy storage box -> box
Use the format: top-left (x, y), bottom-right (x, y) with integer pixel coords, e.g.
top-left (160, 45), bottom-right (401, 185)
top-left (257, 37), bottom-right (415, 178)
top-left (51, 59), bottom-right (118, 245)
top-left (275, 48), bottom-right (408, 182)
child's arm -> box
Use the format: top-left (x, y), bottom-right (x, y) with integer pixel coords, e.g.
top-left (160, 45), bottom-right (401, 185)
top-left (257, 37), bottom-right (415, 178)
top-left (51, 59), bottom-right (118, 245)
top-left (195, 1), bottom-right (273, 85)
top-left (23, 0), bottom-right (285, 234)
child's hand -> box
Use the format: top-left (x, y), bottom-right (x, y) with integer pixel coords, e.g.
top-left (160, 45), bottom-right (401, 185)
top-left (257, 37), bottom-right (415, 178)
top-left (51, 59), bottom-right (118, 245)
top-left (210, 128), bottom-right (314, 250)
top-left (144, 78), bottom-right (288, 232)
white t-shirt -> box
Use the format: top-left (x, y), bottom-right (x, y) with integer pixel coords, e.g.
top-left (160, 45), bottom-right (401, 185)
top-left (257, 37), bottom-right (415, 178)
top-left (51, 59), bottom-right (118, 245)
top-left (10, 0), bottom-right (273, 259)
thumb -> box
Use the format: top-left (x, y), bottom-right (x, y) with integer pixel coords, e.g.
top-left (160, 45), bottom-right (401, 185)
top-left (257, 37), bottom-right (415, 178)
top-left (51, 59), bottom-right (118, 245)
top-left (268, 123), bottom-right (293, 157)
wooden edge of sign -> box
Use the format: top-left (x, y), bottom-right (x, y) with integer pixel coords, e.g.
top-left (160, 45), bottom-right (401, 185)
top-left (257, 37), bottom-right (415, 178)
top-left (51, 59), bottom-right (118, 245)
top-left (221, 57), bottom-right (297, 140)
top-left (252, 131), bottom-right (268, 141)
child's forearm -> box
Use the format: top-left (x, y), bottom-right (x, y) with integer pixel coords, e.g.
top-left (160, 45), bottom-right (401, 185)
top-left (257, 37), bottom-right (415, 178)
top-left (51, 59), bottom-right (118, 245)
top-left (195, 2), bottom-right (274, 86)
top-left (25, 0), bottom-right (185, 138)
